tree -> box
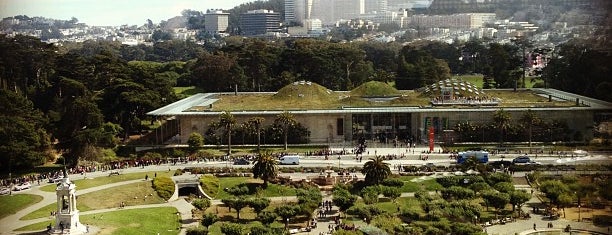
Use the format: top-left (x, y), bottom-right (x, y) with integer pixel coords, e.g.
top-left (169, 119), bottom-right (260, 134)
top-left (558, 193), bottom-right (573, 218)
top-left (382, 186), bottom-right (401, 202)
top-left (332, 188), bottom-right (358, 215)
top-left (540, 180), bottom-right (570, 210)
top-left (221, 197), bottom-right (249, 220)
top-left (219, 111), bottom-right (236, 155)
top-left (187, 132), bottom-right (204, 152)
top-left (248, 197), bottom-right (270, 214)
top-left (0, 89), bottom-right (51, 170)
top-left (361, 186), bottom-right (380, 204)
top-left (492, 109), bottom-right (511, 145)
top-left (509, 190), bottom-right (531, 216)
top-left (361, 156), bottom-right (391, 185)
top-left (441, 186), bottom-right (476, 200)
top-left (246, 117), bottom-right (265, 151)
top-left (482, 191), bottom-right (510, 219)
top-left (494, 182), bottom-right (515, 193)
top-left (519, 109), bottom-right (541, 147)
top-left (257, 211), bottom-right (277, 225)
top-left (252, 152), bottom-right (278, 188)
top-left (275, 111), bottom-right (296, 150)
top-left (274, 205), bottom-right (299, 228)
top-left (201, 213), bottom-right (218, 228)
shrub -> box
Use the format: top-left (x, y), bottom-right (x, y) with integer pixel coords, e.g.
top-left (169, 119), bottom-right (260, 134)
top-left (382, 178), bottom-right (404, 187)
top-left (192, 198), bottom-right (211, 210)
top-left (186, 226), bottom-right (209, 235)
top-left (201, 213), bottom-right (218, 228)
top-left (593, 214), bottom-right (612, 227)
top-left (220, 223), bottom-right (244, 235)
top-left (152, 176), bottom-right (175, 200)
top-left (174, 169), bottom-right (184, 176)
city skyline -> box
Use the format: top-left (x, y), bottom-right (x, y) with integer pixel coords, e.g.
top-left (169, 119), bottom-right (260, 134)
top-left (0, 0), bottom-right (255, 26)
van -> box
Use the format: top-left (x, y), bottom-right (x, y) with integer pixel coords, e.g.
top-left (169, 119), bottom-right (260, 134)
top-left (279, 155), bottom-right (300, 165)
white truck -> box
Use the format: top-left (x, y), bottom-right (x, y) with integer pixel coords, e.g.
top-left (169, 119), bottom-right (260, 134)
top-left (279, 155), bottom-right (300, 165)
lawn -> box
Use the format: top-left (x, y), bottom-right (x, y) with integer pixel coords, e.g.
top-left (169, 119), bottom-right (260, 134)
top-left (0, 194), bottom-right (43, 219)
top-left (213, 177), bottom-right (297, 199)
top-left (39, 171), bottom-right (173, 192)
top-left (21, 181), bottom-right (165, 220)
top-left (392, 175), bottom-right (443, 192)
top-left (16, 207), bottom-right (180, 235)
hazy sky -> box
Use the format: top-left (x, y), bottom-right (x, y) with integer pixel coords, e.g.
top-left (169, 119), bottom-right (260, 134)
top-left (0, 0), bottom-right (254, 26)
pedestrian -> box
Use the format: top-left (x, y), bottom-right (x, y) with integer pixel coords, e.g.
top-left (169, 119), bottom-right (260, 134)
top-left (145, 174), bottom-right (148, 181)
top-left (533, 223), bottom-right (536, 230)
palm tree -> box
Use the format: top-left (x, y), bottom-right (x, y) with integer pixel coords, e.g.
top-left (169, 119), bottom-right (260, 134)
top-left (219, 111), bottom-right (236, 155)
top-left (275, 111), bottom-right (295, 150)
top-left (519, 109), bottom-right (540, 147)
top-left (247, 117), bottom-right (265, 152)
top-left (493, 109), bottom-right (511, 145)
top-left (252, 151), bottom-right (278, 188)
top-left (361, 156), bottom-right (391, 185)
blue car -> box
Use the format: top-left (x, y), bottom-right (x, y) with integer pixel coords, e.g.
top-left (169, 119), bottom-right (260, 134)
top-left (513, 156), bottom-right (531, 163)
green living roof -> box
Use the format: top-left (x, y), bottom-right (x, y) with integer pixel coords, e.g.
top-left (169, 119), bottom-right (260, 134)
top-left (208, 81), bottom-right (575, 111)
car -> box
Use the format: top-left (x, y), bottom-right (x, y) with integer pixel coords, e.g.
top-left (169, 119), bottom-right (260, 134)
top-left (0, 187), bottom-right (10, 195)
top-left (47, 176), bottom-right (64, 183)
top-left (513, 156), bottom-right (531, 163)
top-left (13, 182), bottom-right (32, 191)
top-left (233, 159), bottom-right (250, 165)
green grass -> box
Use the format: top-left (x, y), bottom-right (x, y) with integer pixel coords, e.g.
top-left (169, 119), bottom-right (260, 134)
top-left (16, 207), bottom-right (180, 234)
top-left (214, 177), bottom-right (296, 199)
top-left (21, 181), bottom-right (165, 220)
top-left (0, 194), bottom-right (43, 219)
top-left (391, 175), bottom-right (443, 192)
top-left (39, 171), bottom-right (173, 192)
top-left (20, 202), bottom-right (55, 220)
top-left (200, 174), bottom-right (220, 198)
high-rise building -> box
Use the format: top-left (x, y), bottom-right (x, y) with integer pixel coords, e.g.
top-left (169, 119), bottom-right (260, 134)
top-left (204, 10), bottom-right (229, 33)
top-left (239, 10), bottom-right (281, 35)
top-left (364, 0), bottom-right (388, 14)
top-left (310, 0), bottom-right (365, 25)
top-left (285, 0), bottom-right (296, 23)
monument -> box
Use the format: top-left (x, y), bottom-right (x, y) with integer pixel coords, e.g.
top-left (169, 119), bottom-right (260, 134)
top-left (51, 172), bottom-right (86, 234)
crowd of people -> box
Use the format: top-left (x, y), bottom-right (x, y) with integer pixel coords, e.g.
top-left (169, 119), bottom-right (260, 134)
top-left (431, 96), bottom-right (500, 105)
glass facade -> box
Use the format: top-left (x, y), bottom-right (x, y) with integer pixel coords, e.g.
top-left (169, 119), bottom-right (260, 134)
top-left (351, 113), bottom-right (412, 143)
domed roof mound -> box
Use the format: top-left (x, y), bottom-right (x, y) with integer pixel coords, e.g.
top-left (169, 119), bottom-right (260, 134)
top-left (421, 78), bottom-right (485, 97)
top-left (350, 81), bottom-right (400, 97)
top-left (272, 81), bottom-right (335, 102)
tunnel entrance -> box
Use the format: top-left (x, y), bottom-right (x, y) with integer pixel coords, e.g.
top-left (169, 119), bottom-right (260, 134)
top-left (178, 186), bottom-right (198, 197)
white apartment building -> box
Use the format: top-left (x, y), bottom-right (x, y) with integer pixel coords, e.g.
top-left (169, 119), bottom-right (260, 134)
top-left (204, 11), bottom-right (230, 34)
top-left (410, 13), bottom-right (496, 29)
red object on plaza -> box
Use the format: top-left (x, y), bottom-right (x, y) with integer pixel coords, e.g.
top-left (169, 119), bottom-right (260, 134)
top-left (428, 127), bottom-right (434, 152)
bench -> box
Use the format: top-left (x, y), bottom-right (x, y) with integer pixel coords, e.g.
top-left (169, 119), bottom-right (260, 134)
top-left (108, 170), bottom-right (121, 176)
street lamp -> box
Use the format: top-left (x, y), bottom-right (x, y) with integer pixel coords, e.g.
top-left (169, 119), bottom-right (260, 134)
top-left (578, 204), bottom-right (581, 222)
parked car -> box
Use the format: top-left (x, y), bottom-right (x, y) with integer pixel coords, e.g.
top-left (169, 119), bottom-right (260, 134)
top-left (0, 187), bottom-right (10, 195)
top-left (48, 176), bottom-right (64, 183)
top-left (13, 182), bottom-right (32, 191)
top-left (513, 156), bottom-right (531, 163)
top-left (233, 159), bottom-right (250, 165)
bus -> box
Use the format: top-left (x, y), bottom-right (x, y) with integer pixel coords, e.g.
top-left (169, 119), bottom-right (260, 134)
top-left (456, 151), bottom-right (489, 164)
